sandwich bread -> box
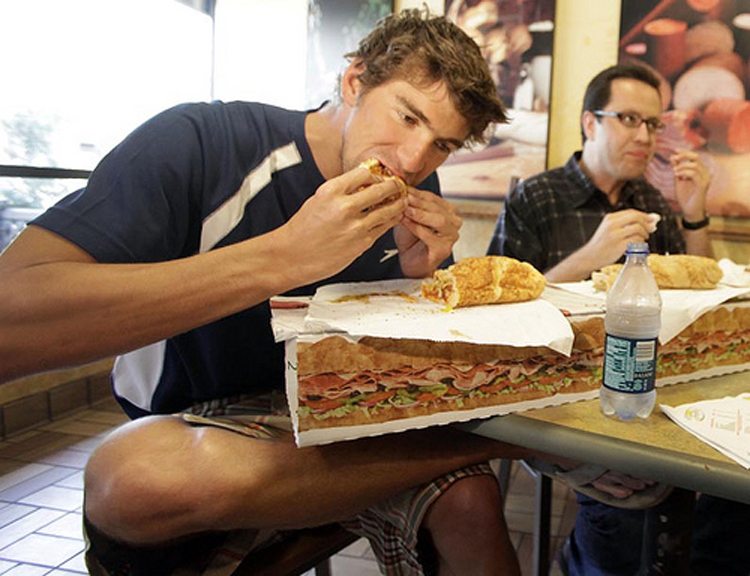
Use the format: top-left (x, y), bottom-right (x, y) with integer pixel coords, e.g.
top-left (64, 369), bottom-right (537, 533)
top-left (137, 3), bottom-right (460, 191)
top-left (421, 255), bottom-right (546, 308)
top-left (592, 254), bottom-right (723, 291)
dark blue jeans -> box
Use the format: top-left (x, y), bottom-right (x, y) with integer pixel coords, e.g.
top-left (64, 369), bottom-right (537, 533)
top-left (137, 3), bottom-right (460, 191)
top-left (567, 493), bottom-right (750, 575)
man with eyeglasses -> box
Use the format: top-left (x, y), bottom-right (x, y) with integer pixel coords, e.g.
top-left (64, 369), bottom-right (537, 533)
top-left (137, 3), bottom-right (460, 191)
top-left (488, 63), bottom-right (711, 280)
top-left (489, 63), bottom-right (750, 575)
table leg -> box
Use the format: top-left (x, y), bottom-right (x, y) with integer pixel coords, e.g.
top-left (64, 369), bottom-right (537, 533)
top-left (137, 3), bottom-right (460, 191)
top-left (640, 487), bottom-right (696, 575)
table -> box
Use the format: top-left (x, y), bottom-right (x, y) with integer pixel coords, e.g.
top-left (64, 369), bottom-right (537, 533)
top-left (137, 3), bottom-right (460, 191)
top-left (461, 371), bottom-right (750, 575)
top-left (462, 370), bottom-right (750, 505)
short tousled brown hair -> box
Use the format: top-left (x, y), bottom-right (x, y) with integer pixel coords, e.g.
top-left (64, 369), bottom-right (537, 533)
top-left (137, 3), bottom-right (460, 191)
top-left (345, 8), bottom-right (508, 145)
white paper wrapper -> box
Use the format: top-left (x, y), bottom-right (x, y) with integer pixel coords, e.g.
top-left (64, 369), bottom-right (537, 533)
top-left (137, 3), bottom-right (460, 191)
top-left (661, 393), bottom-right (750, 468)
top-left (719, 258), bottom-right (750, 287)
top-left (551, 281), bottom-right (750, 344)
top-left (306, 279), bottom-right (574, 355)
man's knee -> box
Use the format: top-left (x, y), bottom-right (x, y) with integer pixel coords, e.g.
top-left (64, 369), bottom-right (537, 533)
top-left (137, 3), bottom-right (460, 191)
top-left (427, 474), bottom-right (504, 530)
top-left (84, 416), bottom-right (201, 543)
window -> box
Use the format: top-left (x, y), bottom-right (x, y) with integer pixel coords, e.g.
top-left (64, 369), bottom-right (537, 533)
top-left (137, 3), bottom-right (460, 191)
top-left (0, 0), bottom-right (214, 249)
top-left (0, 0), bottom-right (211, 206)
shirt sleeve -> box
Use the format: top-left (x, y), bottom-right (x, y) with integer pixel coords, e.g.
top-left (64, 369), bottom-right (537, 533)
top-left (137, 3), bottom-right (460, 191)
top-left (645, 188), bottom-right (687, 255)
top-left (32, 104), bottom-right (207, 264)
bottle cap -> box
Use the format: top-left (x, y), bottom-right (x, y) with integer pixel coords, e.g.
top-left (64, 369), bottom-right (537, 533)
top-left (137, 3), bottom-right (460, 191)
top-left (626, 242), bottom-right (649, 254)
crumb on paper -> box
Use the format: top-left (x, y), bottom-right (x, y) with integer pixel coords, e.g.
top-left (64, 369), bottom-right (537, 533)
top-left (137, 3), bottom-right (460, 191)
top-left (330, 291), bottom-right (419, 304)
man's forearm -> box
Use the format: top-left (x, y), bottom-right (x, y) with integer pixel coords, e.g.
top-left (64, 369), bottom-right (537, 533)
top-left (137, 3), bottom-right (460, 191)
top-left (0, 228), bottom-right (298, 384)
top-left (683, 228), bottom-right (713, 257)
top-left (544, 250), bottom-right (598, 283)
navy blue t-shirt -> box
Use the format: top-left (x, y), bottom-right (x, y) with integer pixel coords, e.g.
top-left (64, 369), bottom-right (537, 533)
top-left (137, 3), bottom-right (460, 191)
top-left (33, 101), bottom-right (442, 417)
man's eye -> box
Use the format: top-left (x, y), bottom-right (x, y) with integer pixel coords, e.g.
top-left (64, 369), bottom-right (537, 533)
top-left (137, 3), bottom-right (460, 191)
top-left (647, 119), bottom-right (665, 132)
top-left (399, 111), bottom-right (417, 125)
top-left (435, 141), bottom-right (452, 154)
top-left (622, 113), bottom-right (641, 127)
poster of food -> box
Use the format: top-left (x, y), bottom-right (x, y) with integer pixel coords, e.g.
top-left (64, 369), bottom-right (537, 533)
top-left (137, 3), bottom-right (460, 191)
top-left (619, 0), bottom-right (750, 218)
top-left (438, 0), bottom-right (557, 200)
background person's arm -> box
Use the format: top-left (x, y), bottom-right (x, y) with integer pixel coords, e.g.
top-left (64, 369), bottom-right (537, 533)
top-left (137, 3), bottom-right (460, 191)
top-left (671, 150), bottom-right (712, 257)
top-left (683, 226), bottom-right (712, 257)
top-left (544, 209), bottom-right (657, 283)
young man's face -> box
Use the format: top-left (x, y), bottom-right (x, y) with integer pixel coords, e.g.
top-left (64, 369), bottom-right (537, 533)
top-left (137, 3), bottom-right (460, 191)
top-left (340, 73), bottom-right (470, 186)
top-left (582, 78), bottom-right (662, 183)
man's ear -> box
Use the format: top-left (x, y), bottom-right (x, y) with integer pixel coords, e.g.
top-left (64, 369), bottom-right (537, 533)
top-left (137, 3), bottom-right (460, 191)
top-left (341, 59), bottom-right (366, 106)
top-left (582, 110), bottom-right (597, 141)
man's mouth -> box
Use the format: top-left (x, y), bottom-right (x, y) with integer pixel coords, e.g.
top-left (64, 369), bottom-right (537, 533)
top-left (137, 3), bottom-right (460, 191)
top-left (624, 150), bottom-right (650, 161)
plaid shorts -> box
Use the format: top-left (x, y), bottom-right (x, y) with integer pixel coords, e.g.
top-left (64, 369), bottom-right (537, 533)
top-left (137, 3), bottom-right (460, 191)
top-left (84, 393), bottom-right (496, 576)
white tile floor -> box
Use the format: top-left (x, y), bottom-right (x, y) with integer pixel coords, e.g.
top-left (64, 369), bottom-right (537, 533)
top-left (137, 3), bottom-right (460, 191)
top-left (0, 397), bottom-right (574, 575)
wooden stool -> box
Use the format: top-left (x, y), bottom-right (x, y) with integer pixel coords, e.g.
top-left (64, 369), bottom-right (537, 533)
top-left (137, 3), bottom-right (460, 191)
top-left (230, 523), bottom-right (359, 576)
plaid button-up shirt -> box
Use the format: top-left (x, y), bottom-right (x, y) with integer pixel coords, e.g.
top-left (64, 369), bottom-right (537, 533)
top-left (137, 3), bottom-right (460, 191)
top-left (488, 152), bottom-right (685, 272)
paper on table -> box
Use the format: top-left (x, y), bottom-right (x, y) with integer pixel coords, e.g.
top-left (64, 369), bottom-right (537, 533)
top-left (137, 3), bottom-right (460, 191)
top-left (542, 283), bottom-right (606, 316)
top-left (660, 394), bottom-right (750, 469)
top-left (306, 278), bottom-right (574, 355)
top-left (719, 258), bottom-right (750, 287)
top-left (551, 281), bottom-right (750, 344)
top-left (659, 288), bottom-right (750, 342)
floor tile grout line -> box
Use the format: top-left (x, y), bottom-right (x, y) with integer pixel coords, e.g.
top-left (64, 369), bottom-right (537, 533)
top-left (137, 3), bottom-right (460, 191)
top-left (0, 505), bottom-right (84, 551)
top-left (0, 407), bottom-right (578, 575)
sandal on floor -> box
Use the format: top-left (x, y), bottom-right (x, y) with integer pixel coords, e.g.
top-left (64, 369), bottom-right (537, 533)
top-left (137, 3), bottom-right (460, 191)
top-left (523, 458), bottom-right (674, 510)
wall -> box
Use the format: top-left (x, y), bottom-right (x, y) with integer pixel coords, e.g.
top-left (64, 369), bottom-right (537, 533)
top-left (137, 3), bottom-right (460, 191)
top-left (187, 0), bottom-right (750, 261)
top-left (213, 0), bottom-right (308, 108)
top-left (547, 0), bottom-right (620, 167)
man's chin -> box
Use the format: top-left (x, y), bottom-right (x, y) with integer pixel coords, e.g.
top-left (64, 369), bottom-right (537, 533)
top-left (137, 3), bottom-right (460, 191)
top-left (619, 162), bottom-right (649, 180)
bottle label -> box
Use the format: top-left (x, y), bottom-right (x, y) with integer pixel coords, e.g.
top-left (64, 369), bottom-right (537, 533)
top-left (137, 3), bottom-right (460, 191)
top-left (602, 334), bottom-right (658, 393)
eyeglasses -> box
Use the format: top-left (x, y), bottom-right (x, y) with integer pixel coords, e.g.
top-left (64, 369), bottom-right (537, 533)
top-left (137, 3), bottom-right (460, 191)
top-left (593, 110), bottom-right (665, 134)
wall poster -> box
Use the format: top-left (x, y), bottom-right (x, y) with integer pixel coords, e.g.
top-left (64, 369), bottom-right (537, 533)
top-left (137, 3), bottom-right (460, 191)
top-left (619, 0), bottom-right (750, 219)
top-left (438, 0), bottom-right (556, 200)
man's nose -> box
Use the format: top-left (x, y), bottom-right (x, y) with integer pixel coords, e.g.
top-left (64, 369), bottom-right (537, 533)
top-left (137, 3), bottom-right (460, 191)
top-left (634, 120), bottom-right (653, 142)
top-left (398, 136), bottom-right (432, 175)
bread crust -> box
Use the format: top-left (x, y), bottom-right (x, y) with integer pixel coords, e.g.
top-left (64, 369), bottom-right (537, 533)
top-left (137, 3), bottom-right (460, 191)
top-left (592, 254), bottom-right (723, 291)
top-left (298, 335), bottom-right (566, 376)
top-left (421, 256), bottom-right (546, 308)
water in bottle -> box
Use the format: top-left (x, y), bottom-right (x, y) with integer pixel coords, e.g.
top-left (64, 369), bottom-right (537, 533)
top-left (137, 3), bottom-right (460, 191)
top-left (600, 242), bottom-right (662, 420)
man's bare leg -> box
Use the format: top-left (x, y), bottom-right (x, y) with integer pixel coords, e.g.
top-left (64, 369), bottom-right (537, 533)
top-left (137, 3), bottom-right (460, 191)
top-left (84, 415), bottom-right (530, 545)
top-left (423, 474), bottom-right (520, 576)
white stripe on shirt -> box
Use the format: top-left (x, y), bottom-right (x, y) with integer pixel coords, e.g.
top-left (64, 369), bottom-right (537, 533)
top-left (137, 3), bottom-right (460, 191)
top-left (199, 142), bottom-right (302, 253)
top-left (112, 341), bottom-right (168, 412)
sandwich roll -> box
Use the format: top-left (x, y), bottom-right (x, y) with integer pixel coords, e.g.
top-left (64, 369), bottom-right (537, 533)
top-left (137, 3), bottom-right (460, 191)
top-left (357, 158), bottom-right (407, 211)
top-left (296, 317), bottom-right (605, 431)
top-left (421, 255), bottom-right (546, 308)
top-left (592, 254), bottom-right (723, 291)
top-left (295, 302), bottom-right (750, 431)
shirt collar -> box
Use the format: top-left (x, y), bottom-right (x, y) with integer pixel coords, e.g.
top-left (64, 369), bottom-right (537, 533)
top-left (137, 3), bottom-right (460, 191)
top-left (563, 152), bottom-right (599, 208)
top-left (564, 151), bottom-right (641, 209)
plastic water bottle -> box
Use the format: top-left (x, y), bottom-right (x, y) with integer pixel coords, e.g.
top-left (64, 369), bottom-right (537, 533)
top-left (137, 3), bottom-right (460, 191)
top-left (600, 242), bottom-right (661, 420)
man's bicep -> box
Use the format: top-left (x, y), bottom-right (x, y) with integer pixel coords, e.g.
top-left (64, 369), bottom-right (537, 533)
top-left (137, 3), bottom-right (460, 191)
top-left (0, 225), bottom-right (96, 272)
